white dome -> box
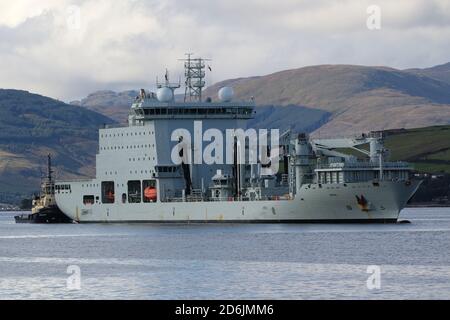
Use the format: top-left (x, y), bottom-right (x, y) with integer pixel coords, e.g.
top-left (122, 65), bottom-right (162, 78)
top-left (156, 87), bottom-right (174, 102)
top-left (218, 86), bottom-right (234, 102)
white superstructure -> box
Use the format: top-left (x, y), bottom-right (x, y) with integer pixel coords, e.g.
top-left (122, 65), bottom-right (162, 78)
top-left (55, 56), bottom-right (421, 223)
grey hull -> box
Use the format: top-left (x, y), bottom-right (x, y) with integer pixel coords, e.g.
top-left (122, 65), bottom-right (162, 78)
top-left (55, 180), bottom-right (421, 223)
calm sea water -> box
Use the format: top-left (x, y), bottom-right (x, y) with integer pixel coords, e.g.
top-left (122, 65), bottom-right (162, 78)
top-left (0, 207), bottom-right (449, 300)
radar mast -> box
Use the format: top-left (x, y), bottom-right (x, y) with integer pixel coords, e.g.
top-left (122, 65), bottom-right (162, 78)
top-left (180, 53), bottom-right (211, 102)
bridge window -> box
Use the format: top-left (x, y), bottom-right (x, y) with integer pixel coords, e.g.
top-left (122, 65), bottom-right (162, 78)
top-left (101, 181), bottom-right (115, 204)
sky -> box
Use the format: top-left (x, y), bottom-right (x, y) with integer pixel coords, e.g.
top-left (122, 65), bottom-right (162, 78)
top-left (0, 0), bottom-right (449, 101)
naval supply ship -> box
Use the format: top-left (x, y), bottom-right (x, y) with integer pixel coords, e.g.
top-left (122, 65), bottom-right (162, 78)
top-left (54, 55), bottom-right (421, 223)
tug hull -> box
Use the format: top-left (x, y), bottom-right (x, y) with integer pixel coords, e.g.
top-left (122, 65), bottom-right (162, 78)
top-left (14, 206), bottom-right (72, 224)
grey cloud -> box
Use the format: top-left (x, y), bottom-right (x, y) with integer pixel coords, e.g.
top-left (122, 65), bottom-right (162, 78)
top-left (0, 0), bottom-right (449, 101)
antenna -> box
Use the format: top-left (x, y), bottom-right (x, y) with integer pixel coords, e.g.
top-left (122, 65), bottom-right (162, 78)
top-left (179, 53), bottom-right (211, 102)
top-left (156, 68), bottom-right (181, 90)
top-left (47, 154), bottom-right (53, 182)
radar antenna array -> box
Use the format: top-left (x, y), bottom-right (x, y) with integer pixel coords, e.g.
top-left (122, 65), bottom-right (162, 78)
top-left (180, 53), bottom-right (211, 102)
top-left (156, 68), bottom-right (181, 90)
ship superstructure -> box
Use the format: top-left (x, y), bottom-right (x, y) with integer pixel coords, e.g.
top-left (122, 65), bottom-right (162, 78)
top-left (55, 56), bottom-right (421, 223)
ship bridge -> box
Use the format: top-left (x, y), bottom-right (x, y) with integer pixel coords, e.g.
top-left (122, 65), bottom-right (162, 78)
top-left (130, 100), bottom-right (255, 122)
top-left (128, 54), bottom-right (255, 124)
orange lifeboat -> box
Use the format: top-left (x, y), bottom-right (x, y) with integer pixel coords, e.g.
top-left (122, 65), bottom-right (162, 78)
top-left (106, 191), bottom-right (115, 202)
top-left (144, 187), bottom-right (157, 202)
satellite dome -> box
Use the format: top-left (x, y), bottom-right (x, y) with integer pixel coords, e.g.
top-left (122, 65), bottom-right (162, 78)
top-left (156, 87), bottom-right (174, 102)
top-left (218, 87), bottom-right (234, 102)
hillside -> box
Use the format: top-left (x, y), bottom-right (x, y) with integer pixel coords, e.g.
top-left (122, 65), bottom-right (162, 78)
top-left (338, 125), bottom-right (450, 174)
top-left (0, 89), bottom-right (115, 203)
top-left (72, 90), bottom-right (138, 123)
top-left (384, 125), bottom-right (450, 174)
top-left (76, 63), bottom-right (450, 137)
top-left (247, 105), bottom-right (330, 133)
top-left (406, 62), bottom-right (450, 85)
top-left (383, 125), bottom-right (450, 204)
top-left (77, 90), bottom-right (332, 134)
top-left (204, 64), bottom-right (450, 137)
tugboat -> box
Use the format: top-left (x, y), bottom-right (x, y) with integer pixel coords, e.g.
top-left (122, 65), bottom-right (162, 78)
top-left (15, 155), bottom-right (73, 223)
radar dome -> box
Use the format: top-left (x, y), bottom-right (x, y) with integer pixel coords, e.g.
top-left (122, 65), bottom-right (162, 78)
top-left (218, 87), bottom-right (234, 102)
top-left (156, 87), bottom-right (174, 102)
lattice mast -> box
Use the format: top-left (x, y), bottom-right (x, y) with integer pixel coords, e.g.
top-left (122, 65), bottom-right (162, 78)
top-left (181, 53), bottom-right (211, 102)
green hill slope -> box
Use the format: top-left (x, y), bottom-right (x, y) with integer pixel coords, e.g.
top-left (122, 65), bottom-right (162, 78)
top-left (0, 89), bottom-right (115, 203)
top-left (384, 125), bottom-right (450, 174)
